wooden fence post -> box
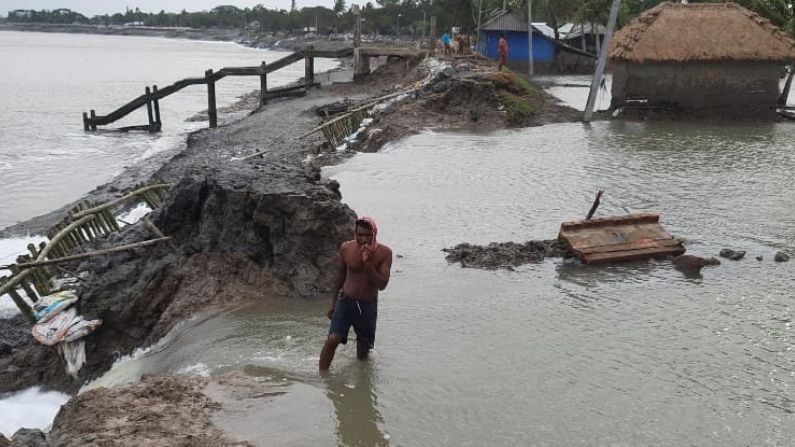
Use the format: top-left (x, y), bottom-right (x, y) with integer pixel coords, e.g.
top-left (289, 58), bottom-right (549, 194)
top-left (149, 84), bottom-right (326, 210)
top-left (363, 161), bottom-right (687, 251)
top-left (260, 62), bottom-right (268, 106)
top-left (145, 86), bottom-right (155, 132)
top-left (206, 69), bottom-right (218, 128)
top-left (152, 85), bottom-right (161, 131)
top-left (82, 112), bottom-right (90, 131)
top-left (89, 109), bottom-right (97, 131)
top-left (304, 45), bottom-right (315, 92)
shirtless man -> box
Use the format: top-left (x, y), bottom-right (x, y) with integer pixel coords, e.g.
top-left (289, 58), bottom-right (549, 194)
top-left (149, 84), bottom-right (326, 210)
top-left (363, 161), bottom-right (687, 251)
top-left (319, 217), bottom-right (393, 371)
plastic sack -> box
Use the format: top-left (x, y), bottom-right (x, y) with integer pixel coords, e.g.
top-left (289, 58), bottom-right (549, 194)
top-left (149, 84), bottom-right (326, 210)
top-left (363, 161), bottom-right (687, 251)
top-left (33, 290), bottom-right (78, 323)
top-left (63, 318), bottom-right (103, 343)
top-left (58, 340), bottom-right (86, 378)
top-left (31, 308), bottom-right (77, 346)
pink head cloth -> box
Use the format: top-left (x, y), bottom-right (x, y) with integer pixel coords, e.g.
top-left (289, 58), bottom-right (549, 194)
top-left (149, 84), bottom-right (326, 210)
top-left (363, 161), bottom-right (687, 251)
top-left (355, 216), bottom-right (378, 250)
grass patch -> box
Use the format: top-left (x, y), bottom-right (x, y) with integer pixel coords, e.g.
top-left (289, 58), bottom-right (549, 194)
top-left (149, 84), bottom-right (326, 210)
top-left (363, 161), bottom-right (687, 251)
top-left (493, 69), bottom-right (540, 97)
top-left (498, 91), bottom-right (535, 124)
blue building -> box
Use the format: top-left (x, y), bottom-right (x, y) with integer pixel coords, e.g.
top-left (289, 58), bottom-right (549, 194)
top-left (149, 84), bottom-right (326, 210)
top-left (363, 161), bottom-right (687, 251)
top-left (477, 10), bottom-right (556, 69)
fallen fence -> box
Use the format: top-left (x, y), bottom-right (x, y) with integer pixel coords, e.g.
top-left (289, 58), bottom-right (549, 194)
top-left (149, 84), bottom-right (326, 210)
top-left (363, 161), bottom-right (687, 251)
top-left (0, 183), bottom-right (173, 323)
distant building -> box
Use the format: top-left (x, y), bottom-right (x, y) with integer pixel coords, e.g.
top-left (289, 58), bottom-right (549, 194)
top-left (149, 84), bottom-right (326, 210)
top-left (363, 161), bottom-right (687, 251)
top-left (609, 2), bottom-right (795, 116)
top-left (477, 10), bottom-right (595, 73)
top-left (477, 10), bottom-right (556, 70)
top-left (558, 23), bottom-right (605, 55)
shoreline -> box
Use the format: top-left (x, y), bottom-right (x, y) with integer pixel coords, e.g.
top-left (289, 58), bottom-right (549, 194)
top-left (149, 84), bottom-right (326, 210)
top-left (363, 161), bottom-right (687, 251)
top-left (0, 22), bottom-right (399, 53)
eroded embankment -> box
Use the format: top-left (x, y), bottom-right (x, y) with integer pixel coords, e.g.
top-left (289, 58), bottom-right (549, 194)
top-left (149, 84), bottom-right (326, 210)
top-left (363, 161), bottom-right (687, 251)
top-left (0, 55), bottom-right (590, 444)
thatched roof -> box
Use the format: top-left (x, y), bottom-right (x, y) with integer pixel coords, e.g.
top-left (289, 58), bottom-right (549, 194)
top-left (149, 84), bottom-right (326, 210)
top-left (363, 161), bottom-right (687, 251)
top-left (609, 2), bottom-right (795, 63)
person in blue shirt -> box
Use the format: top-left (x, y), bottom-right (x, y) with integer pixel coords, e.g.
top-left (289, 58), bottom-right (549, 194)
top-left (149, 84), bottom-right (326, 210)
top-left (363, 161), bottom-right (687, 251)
top-left (441, 31), bottom-right (451, 56)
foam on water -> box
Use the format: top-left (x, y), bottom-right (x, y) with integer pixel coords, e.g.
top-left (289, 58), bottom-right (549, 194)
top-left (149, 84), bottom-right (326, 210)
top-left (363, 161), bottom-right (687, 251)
top-left (0, 387), bottom-right (70, 438)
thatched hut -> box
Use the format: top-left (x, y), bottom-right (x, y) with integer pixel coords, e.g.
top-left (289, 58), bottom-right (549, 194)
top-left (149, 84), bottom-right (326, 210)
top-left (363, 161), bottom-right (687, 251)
top-left (609, 2), bottom-right (795, 116)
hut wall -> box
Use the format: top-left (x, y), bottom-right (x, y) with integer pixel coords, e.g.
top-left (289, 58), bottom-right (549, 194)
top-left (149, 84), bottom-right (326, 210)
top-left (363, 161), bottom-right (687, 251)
top-left (611, 61), bottom-right (781, 112)
top-left (481, 30), bottom-right (555, 63)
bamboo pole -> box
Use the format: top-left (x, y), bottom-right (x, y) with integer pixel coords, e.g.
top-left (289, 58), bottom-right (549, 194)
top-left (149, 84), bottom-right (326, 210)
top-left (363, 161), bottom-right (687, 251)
top-left (142, 217), bottom-right (178, 253)
top-left (13, 237), bottom-right (172, 269)
top-left (72, 184), bottom-right (171, 219)
top-left (102, 209), bottom-right (120, 232)
top-left (11, 265), bottom-right (38, 302)
top-left (37, 215), bottom-right (95, 261)
top-left (7, 287), bottom-right (35, 323)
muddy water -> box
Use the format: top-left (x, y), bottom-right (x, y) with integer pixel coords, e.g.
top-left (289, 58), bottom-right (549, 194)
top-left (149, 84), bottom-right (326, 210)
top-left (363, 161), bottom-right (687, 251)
top-left (90, 120), bottom-right (794, 445)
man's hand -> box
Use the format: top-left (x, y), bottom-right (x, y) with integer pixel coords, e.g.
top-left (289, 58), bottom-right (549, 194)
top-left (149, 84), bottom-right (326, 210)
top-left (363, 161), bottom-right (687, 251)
top-left (326, 304), bottom-right (335, 320)
top-left (360, 244), bottom-right (373, 264)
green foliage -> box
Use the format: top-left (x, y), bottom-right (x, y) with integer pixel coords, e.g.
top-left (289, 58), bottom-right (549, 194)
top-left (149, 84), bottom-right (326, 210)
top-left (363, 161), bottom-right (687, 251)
top-left (9, 0), bottom-right (792, 40)
top-left (498, 91), bottom-right (535, 123)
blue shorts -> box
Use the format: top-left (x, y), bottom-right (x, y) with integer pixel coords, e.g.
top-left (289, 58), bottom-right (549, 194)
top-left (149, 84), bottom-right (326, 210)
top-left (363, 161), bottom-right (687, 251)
top-left (329, 292), bottom-right (378, 348)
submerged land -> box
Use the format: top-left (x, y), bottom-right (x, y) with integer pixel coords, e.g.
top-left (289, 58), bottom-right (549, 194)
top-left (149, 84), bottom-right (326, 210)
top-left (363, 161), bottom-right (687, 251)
top-left (0, 48), bottom-right (596, 445)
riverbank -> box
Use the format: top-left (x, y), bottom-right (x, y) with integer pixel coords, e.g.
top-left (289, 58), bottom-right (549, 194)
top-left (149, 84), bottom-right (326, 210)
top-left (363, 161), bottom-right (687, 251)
top-left (0, 54), bottom-right (592, 444)
top-left (0, 22), bottom-right (404, 53)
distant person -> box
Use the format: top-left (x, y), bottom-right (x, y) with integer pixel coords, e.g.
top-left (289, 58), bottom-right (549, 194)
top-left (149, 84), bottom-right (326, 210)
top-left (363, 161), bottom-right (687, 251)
top-left (457, 34), bottom-right (466, 55)
top-left (319, 217), bottom-right (393, 371)
top-left (498, 32), bottom-right (509, 71)
top-left (442, 31), bottom-right (452, 56)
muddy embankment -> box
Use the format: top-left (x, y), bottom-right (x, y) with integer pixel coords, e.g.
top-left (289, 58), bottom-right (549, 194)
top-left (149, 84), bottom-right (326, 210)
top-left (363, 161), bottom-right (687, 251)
top-left (0, 55), bottom-right (588, 445)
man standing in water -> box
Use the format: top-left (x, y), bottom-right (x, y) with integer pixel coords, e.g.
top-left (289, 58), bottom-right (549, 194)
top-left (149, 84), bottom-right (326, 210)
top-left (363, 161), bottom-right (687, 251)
top-left (319, 217), bottom-right (393, 371)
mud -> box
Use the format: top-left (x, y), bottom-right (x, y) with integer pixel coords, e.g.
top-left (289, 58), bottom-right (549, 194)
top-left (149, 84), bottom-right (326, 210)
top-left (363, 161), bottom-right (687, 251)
top-left (443, 239), bottom-right (572, 270)
top-left (47, 374), bottom-right (246, 447)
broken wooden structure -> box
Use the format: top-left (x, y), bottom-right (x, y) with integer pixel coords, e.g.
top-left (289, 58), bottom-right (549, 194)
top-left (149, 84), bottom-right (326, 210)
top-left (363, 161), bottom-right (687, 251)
top-left (82, 46), bottom-right (354, 132)
top-left (558, 213), bottom-right (685, 264)
top-left (300, 89), bottom-right (417, 148)
top-left (0, 183), bottom-right (173, 323)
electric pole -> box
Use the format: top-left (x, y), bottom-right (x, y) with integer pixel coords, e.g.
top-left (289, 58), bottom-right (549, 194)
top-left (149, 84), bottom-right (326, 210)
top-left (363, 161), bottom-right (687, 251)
top-left (528, 0), bottom-right (533, 76)
top-left (584, 0), bottom-right (621, 122)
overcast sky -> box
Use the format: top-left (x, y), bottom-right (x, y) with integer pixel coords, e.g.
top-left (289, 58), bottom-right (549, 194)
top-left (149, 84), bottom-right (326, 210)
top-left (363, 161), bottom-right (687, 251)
top-left (2, 1), bottom-right (338, 17)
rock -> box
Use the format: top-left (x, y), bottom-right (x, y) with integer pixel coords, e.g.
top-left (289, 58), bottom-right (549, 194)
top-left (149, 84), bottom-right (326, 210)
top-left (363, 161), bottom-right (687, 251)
top-left (430, 80), bottom-right (450, 94)
top-left (672, 255), bottom-right (720, 274)
top-left (9, 429), bottom-right (47, 447)
top-left (756, 255), bottom-right (763, 261)
top-left (774, 251), bottom-right (790, 262)
top-left (0, 435), bottom-right (9, 447)
top-left (440, 66), bottom-right (457, 78)
top-left (719, 249), bottom-right (746, 260)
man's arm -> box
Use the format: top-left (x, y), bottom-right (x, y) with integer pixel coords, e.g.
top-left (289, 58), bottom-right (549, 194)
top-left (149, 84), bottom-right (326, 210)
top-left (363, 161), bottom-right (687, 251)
top-left (327, 247), bottom-right (347, 318)
top-left (363, 246), bottom-right (392, 291)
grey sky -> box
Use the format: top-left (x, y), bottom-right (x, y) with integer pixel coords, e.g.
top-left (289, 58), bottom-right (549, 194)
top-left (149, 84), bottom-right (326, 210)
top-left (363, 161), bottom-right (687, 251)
top-left (3, 1), bottom-right (338, 17)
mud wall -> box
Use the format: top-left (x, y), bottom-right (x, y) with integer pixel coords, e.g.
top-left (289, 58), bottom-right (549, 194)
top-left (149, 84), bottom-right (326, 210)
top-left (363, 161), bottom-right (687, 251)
top-left (611, 61), bottom-right (781, 112)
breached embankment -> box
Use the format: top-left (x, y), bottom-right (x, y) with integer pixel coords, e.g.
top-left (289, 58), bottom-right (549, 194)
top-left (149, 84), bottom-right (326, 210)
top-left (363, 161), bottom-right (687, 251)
top-left (0, 55), bottom-right (589, 444)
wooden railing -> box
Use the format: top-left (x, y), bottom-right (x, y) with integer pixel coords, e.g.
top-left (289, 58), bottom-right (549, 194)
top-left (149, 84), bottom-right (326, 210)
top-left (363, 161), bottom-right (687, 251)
top-left (82, 46), bottom-right (354, 132)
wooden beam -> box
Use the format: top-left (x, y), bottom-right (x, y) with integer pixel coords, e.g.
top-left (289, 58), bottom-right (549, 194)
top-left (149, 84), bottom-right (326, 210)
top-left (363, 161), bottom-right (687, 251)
top-left (13, 237), bottom-right (172, 269)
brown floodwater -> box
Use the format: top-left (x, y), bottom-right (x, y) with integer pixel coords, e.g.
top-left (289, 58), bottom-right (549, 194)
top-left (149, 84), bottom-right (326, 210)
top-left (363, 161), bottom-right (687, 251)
top-left (90, 120), bottom-right (794, 446)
